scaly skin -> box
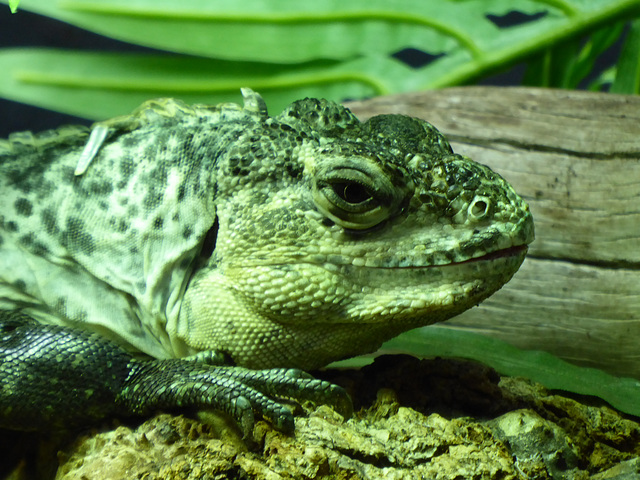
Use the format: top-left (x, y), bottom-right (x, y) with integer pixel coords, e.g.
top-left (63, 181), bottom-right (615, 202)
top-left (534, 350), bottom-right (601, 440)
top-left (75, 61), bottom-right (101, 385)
top-left (0, 89), bottom-right (533, 432)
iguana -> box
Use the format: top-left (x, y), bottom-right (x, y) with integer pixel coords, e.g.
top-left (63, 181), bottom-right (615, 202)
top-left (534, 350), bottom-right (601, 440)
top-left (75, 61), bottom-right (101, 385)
top-left (0, 89), bottom-right (533, 434)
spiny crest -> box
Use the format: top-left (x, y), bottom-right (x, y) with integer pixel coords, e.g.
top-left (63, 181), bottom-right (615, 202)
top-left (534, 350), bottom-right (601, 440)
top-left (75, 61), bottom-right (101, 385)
top-left (0, 125), bottom-right (90, 156)
top-left (75, 90), bottom-right (267, 176)
top-left (1, 89), bottom-right (268, 167)
top-left (278, 96), bottom-right (360, 137)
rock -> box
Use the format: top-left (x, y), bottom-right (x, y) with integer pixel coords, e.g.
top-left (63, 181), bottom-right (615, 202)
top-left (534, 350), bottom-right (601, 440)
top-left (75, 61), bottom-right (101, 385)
top-left (8, 355), bottom-right (633, 480)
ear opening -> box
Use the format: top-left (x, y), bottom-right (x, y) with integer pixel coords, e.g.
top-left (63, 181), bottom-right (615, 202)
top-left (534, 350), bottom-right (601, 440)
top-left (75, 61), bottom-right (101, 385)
top-left (199, 216), bottom-right (219, 262)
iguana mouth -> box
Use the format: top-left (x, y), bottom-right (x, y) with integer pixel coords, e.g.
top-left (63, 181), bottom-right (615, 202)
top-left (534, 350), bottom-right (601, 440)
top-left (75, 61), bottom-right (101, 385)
top-left (453, 244), bottom-right (528, 266)
top-left (359, 244), bottom-right (529, 270)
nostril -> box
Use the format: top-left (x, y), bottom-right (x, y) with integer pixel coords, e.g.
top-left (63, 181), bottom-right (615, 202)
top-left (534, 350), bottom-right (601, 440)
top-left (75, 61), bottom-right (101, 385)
top-left (469, 197), bottom-right (490, 219)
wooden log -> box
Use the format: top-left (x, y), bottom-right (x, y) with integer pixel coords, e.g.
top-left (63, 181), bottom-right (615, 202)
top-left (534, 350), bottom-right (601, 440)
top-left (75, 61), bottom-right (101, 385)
top-left (346, 87), bottom-right (640, 378)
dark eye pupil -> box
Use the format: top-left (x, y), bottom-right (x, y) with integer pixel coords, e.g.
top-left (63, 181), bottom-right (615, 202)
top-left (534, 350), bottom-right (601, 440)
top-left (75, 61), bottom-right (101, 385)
top-left (333, 182), bottom-right (372, 204)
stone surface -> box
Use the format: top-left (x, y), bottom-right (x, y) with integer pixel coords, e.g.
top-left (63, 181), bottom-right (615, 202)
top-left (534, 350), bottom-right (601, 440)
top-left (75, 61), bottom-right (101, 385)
top-left (3, 355), bottom-right (637, 480)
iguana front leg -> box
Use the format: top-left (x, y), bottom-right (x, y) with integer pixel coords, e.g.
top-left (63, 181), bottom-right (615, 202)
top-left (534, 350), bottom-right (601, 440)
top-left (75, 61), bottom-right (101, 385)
top-left (0, 311), bottom-right (351, 435)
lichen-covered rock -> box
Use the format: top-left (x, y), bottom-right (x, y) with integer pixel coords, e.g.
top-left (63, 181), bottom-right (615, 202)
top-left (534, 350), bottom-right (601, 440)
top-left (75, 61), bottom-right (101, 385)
top-left (47, 356), bottom-right (640, 480)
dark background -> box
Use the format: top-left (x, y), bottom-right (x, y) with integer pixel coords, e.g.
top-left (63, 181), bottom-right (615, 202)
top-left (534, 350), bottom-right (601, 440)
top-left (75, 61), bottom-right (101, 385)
top-left (0, 7), bottom-right (626, 138)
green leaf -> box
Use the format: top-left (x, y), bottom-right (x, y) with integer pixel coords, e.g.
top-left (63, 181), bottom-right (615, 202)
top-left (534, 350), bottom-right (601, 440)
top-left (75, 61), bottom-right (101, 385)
top-left (378, 326), bottom-right (640, 418)
top-left (1, 0), bottom-right (639, 118)
top-left (523, 39), bottom-right (581, 88)
top-left (588, 65), bottom-right (616, 91)
top-left (2, 1), bottom-right (639, 66)
top-left (572, 21), bottom-right (626, 86)
top-left (0, 48), bottom-right (413, 119)
top-left (524, 21), bottom-right (627, 89)
top-left (8, 0), bottom-right (19, 13)
top-left (611, 19), bottom-right (640, 93)
top-left (5, 0), bottom-right (488, 63)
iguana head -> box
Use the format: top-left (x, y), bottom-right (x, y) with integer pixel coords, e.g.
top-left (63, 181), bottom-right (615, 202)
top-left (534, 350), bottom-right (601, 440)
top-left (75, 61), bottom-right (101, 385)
top-left (171, 89), bottom-right (534, 369)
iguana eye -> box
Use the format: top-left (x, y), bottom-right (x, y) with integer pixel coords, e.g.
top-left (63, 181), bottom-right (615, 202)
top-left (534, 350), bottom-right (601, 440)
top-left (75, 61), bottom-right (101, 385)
top-left (313, 165), bottom-right (397, 230)
top-left (330, 181), bottom-right (373, 205)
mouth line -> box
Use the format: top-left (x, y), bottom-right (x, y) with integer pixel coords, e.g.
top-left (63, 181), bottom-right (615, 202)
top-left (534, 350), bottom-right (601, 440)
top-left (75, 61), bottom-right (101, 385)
top-left (454, 244), bottom-right (528, 265)
top-left (388, 244), bottom-right (529, 270)
top-left (230, 245), bottom-right (529, 270)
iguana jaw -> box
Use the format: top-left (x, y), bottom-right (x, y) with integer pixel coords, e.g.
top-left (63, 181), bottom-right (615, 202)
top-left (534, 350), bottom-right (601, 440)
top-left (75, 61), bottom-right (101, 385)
top-left (221, 241), bottom-right (528, 320)
top-left (173, 242), bottom-right (528, 369)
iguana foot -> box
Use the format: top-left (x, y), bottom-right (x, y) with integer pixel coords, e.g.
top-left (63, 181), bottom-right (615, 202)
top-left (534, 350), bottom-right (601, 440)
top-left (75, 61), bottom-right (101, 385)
top-left (120, 360), bottom-right (352, 435)
top-left (0, 312), bottom-right (351, 435)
